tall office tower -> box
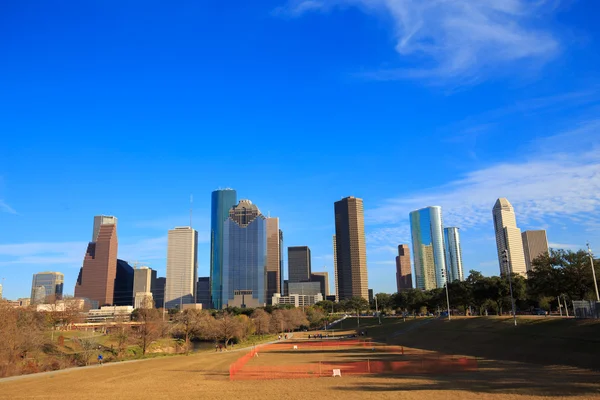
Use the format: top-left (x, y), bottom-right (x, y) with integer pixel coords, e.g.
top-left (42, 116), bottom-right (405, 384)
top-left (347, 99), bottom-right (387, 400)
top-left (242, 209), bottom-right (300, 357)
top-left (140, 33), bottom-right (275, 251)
top-left (410, 206), bottom-right (446, 290)
top-left (222, 200), bottom-right (267, 308)
top-left (133, 266), bottom-right (154, 302)
top-left (92, 215), bottom-right (117, 242)
top-left (395, 244), bottom-right (413, 291)
top-left (30, 272), bottom-right (64, 304)
top-left (266, 218), bottom-right (282, 304)
top-left (210, 189), bottom-right (237, 309)
top-left (368, 289), bottom-right (374, 304)
top-left (288, 246), bottom-right (312, 283)
top-left (522, 230), bottom-right (549, 272)
top-left (493, 198), bottom-right (527, 277)
top-left (279, 229), bottom-right (285, 295)
top-left (152, 277), bottom-right (166, 308)
top-left (311, 272), bottom-right (330, 296)
top-left (333, 235), bottom-right (338, 301)
top-left (114, 259), bottom-right (134, 306)
top-left (334, 196), bottom-right (369, 301)
top-left (444, 227), bottom-right (464, 282)
top-left (196, 277), bottom-right (211, 309)
top-left (165, 227), bottom-right (198, 309)
top-left (75, 222), bottom-right (118, 307)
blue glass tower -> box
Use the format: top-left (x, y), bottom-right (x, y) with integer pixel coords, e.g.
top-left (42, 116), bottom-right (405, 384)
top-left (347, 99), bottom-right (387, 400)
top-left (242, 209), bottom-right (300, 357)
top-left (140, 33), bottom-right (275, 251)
top-left (409, 206), bottom-right (447, 290)
top-left (222, 200), bottom-right (267, 308)
top-left (210, 189), bottom-right (237, 309)
top-left (444, 227), bottom-right (464, 282)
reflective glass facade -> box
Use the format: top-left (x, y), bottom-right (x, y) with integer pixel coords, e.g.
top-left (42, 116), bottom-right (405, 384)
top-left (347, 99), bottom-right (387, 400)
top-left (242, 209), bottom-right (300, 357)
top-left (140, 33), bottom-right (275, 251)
top-left (222, 200), bottom-right (267, 308)
top-left (444, 227), bottom-right (464, 282)
top-left (31, 272), bottom-right (64, 304)
top-left (410, 207), bottom-right (447, 290)
top-left (210, 189), bottom-right (237, 309)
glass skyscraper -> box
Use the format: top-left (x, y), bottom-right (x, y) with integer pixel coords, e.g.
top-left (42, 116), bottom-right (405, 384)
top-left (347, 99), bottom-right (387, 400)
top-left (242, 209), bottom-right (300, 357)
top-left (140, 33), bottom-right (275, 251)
top-left (210, 189), bottom-right (237, 309)
top-left (410, 206), bottom-right (447, 290)
top-left (31, 272), bottom-right (64, 304)
top-left (222, 200), bottom-right (267, 308)
top-left (444, 227), bottom-right (464, 282)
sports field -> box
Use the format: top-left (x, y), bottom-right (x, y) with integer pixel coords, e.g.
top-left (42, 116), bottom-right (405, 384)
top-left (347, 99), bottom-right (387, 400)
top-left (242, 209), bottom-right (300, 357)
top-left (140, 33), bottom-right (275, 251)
top-left (1, 317), bottom-right (599, 399)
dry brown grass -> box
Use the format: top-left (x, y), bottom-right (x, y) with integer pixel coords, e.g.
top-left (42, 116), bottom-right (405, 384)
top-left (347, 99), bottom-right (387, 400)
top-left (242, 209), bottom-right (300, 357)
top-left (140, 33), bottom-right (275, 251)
top-left (2, 317), bottom-right (600, 399)
top-left (1, 341), bottom-right (599, 400)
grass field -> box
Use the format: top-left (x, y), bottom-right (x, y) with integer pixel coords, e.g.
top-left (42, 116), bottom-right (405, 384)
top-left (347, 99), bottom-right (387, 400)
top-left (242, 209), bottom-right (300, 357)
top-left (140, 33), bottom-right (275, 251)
top-left (1, 317), bottom-right (599, 399)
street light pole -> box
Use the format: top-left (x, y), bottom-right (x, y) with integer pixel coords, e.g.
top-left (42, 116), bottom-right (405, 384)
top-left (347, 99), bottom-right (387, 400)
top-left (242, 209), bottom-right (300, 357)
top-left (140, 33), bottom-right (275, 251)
top-left (587, 243), bottom-right (600, 302)
top-left (441, 267), bottom-right (451, 320)
top-left (504, 249), bottom-right (517, 327)
top-left (375, 295), bottom-right (381, 324)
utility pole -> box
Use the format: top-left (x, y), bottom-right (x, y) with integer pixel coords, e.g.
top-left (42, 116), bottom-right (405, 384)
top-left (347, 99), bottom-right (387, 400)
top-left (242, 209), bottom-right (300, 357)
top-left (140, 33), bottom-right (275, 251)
top-left (587, 243), bottom-right (600, 302)
top-left (504, 249), bottom-right (517, 327)
top-left (375, 295), bottom-right (381, 324)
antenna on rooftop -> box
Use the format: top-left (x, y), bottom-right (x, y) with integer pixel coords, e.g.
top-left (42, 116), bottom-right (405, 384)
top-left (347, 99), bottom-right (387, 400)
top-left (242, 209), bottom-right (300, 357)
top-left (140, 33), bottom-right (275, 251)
top-left (190, 194), bottom-right (193, 228)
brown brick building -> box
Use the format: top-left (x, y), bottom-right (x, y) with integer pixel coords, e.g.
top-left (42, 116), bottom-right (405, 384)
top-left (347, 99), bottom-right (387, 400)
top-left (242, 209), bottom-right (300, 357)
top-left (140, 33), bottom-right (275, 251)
top-left (75, 223), bottom-right (118, 306)
top-left (396, 244), bottom-right (413, 291)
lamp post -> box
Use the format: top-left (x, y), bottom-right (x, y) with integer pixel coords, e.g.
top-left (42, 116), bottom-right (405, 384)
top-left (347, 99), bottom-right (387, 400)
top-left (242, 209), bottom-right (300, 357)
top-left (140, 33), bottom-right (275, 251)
top-left (503, 249), bottom-right (517, 327)
top-left (441, 267), bottom-right (451, 320)
top-left (587, 243), bottom-right (600, 302)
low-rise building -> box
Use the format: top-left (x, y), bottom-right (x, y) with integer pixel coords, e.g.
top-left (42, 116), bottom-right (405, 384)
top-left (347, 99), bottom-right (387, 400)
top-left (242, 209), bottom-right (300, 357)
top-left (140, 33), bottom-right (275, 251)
top-left (87, 306), bottom-right (134, 322)
top-left (272, 293), bottom-right (323, 308)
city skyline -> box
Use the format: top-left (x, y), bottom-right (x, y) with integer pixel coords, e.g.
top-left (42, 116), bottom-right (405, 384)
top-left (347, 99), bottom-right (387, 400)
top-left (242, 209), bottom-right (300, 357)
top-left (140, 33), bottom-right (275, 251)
top-left (1, 0), bottom-right (600, 301)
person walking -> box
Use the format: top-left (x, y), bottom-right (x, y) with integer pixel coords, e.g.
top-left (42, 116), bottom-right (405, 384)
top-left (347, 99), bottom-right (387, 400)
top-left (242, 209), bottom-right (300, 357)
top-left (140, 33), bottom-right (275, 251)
top-left (97, 354), bottom-right (103, 366)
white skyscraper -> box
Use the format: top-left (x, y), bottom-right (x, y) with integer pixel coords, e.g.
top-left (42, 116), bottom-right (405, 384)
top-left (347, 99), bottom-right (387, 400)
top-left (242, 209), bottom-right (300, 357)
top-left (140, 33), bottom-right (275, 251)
top-left (165, 227), bottom-right (198, 309)
top-left (493, 198), bottom-right (527, 277)
top-left (92, 215), bottom-right (117, 242)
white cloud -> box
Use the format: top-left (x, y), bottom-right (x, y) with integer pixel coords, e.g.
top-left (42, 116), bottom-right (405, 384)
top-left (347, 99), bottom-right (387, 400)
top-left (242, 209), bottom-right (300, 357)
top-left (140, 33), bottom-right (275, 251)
top-left (0, 242), bottom-right (86, 267)
top-left (278, 0), bottom-right (561, 82)
top-left (365, 119), bottom-right (600, 254)
top-left (548, 242), bottom-right (582, 251)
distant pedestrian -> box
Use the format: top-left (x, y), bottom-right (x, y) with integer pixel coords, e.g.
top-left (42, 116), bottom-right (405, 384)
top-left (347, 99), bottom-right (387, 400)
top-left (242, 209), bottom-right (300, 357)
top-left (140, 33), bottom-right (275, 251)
top-left (97, 354), bottom-right (103, 366)
top-left (216, 344), bottom-right (219, 352)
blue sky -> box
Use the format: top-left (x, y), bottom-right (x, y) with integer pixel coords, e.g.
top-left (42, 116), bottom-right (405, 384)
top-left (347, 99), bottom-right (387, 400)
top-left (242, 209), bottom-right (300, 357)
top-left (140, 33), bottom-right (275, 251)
top-left (1, 1), bottom-right (599, 300)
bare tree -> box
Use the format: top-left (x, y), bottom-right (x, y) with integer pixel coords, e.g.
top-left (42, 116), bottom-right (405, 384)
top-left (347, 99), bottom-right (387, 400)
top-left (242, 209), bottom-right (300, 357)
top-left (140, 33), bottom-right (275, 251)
top-left (173, 309), bottom-right (205, 354)
top-left (236, 314), bottom-right (255, 342)
top-left (74, 337), bottom-right (99, 366)
top-left (132, 298), bottom-right (164, 356)
top-left (251, 309), bottom-right (271, 336)
top-left (213, 312), bottom-right (242, 348)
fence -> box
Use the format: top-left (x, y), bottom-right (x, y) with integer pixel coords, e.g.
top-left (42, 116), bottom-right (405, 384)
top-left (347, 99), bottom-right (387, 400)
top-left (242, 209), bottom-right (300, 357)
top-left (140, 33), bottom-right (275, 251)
top-left (229, 340), bottom-right (477, 380)
top-left (573, 301), bottom-right (600, 319)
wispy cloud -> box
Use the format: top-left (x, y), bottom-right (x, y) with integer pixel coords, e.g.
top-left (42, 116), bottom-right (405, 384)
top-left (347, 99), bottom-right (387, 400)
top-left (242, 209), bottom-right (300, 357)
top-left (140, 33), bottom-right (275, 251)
top-left (0, 242), bottom-right (86, 267)
top-left (277, 0), bottom-right (561, 82)
top-left (0, 200), bottom-right (16, 214)
top-left (365, 120), bottom-right (600, 248)
top-left (0, 236), bottom-right (178, 269)
top-left (549, 242), bottom-right (582, 251)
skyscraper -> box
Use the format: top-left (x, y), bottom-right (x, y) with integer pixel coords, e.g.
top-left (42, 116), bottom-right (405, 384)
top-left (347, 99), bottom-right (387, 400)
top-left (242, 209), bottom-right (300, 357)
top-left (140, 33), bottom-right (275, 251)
top-left (210, 189), bottom-right (237, 309)
top-left (444, 227), bottom-right (464, 282)
top-left (333, 235), bottom-right (338, 301)
top-left (334, 196), bottom-right (368, 301)
top-left (222, 200), bottom-right (267, 308)
top-left (75, 220), bottom-right (118, 307)
top-left (152, 277), bottom-right (166, 309)
top-left (410, 206), bottom-right (446, 290)
top-left (279, 229), bottom-right (285, 295)
top-left (266, 217), bottom-right (282, 304)
top-left (30, 272), bottom-right (64, 304)
top-left (395, 244), bottom-right (413, 291)
top-left (522, 230), bottom-right (549, 272)
top-left (92, 215), bottom-right (117, 242)
top-left (165, 227), bottom-right (198, 309)
top-left (493, 198), bottom-right (527, 277)
top-left (133, 266), bottom-right (155, 306)
top-left (288, 246), bottom-right (312, 283)
top-left (311, 272), bottom-right (330, 296)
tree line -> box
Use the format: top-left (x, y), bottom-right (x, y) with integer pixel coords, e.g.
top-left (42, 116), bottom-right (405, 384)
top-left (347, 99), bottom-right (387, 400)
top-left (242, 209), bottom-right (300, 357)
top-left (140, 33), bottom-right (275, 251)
top-left (361, 249), bottom-right (600, 316)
